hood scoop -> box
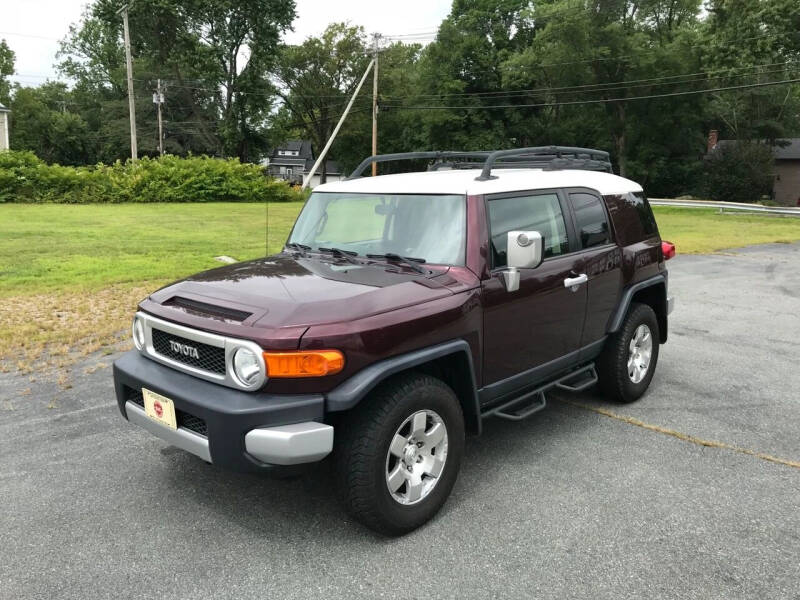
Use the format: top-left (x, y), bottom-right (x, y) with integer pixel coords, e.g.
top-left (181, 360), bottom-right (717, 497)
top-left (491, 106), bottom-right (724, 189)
top-left (164, 296), bottom-right (253, 323)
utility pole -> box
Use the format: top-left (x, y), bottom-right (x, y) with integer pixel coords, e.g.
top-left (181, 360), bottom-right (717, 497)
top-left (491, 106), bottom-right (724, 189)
top-left (371, 33), bottom-right (382, 176)
top-left (153, 79), bottom-right (165, 156)
top-left (117, 2), bottom-right (137, 162)
top-left (303, 59), bottom-right (376, 189)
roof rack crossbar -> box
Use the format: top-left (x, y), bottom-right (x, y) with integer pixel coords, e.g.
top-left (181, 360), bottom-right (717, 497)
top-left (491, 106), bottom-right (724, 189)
top-left (346, 146), bottom-right (612, 180)
top-left (476, 146), bottom-right (611, 180)
top-left (428, 158), bottom-right (611, 172)
top-left (347, 151), bottom-right (492, 179)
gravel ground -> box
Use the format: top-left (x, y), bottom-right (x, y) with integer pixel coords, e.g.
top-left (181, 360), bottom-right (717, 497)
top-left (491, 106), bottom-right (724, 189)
top-left (1, 242), bottom-right (798, 600)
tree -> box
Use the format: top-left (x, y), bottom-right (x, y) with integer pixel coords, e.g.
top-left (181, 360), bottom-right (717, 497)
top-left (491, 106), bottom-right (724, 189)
top-left (333, 41), bottom-right (427, 174)
top-left (57, 0), bottom-right (295, 162)
top-left (9, 83), bottom-right (92, 165)
top-left (499, 0), bottom-right (705, 183)
top-left (272, 23), bottom-right (373, 183)
top-left (701, 0), bottom-right (800, 143)
top-left (412, 0), bottom-right (538, 151)
top-left (0, 39), bottom-right (14, 106)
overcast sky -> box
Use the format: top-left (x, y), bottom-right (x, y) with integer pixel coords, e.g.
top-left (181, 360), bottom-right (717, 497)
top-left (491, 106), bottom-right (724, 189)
top-left (1, 0), bottom-right (451, 87)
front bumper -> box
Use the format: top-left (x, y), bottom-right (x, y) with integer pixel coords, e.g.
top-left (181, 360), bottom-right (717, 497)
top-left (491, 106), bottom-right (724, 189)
top-left (114, 350), bottom-right (333, 471)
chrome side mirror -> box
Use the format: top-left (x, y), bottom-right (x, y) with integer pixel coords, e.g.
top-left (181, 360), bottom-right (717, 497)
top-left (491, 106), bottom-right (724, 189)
top-left (502, 231), bottom-right (543, 292)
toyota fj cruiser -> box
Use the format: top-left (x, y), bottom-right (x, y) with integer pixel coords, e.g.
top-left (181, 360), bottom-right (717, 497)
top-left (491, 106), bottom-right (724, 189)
top-left (114, 147), bottom-right (675, 535)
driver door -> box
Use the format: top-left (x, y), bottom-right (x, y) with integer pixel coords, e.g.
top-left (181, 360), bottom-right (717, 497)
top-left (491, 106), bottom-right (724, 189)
top-left (481, 189), bottom-right (587, 388)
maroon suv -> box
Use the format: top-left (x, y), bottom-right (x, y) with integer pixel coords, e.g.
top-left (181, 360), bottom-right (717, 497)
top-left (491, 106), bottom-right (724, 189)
top-left (114, 147), bottom-right (675, 535)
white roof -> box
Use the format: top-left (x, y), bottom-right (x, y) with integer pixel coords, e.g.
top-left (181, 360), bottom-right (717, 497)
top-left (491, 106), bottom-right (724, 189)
top-left (314, 168), bottom-right (642, 197)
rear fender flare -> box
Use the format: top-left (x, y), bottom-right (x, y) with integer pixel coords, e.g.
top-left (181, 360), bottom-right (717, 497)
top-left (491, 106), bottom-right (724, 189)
top-left (608, 273), bottom-right (668, 337)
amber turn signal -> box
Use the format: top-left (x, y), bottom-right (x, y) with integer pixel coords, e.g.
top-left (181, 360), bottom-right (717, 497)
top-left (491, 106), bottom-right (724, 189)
top-left (263, 350), bottom-right (345, 378)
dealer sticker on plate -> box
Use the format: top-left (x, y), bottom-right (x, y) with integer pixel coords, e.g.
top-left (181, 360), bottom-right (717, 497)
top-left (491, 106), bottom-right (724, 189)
top-left (142, 388), bottom-right (177, 430)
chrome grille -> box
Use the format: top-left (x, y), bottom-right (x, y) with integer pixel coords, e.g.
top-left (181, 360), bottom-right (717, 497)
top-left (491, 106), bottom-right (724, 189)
top-left (151, 328), bottom-right (226, 375)
top-left (135, 311), bottom-right (268, 391)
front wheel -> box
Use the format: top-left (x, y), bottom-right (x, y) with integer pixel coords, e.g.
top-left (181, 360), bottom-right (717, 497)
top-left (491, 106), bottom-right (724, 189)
top-left (334, 372), bottom-right (465, 536)
top-left (597, 302), bottom-right (660, 403)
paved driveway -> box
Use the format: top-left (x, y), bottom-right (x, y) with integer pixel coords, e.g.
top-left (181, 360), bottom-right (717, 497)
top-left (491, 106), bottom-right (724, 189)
top-left (1, 243), bottom-right (799, 600)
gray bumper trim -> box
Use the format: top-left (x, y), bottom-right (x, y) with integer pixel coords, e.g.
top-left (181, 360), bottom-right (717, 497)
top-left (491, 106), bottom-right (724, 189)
top-left (245, 422), bottom-right (334, 465)
top-left (126, 401), bottom-right (212, 463)
top-left (667, 295), bottom-right (675, 315)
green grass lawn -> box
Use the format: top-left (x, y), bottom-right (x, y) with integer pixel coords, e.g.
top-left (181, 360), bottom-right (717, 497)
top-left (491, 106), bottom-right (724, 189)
top-left (651, 207), bottom-right (800, 255)
top-left (1, 202), bottom-right (799, 298)
top-left (1, 201), bottom-right (798, 372)
top-left (0, 202), bottom-right (304, 297)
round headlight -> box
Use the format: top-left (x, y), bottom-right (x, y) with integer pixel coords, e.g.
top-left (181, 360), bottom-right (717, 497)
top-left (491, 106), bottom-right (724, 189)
top-left (232, 347), bottom-right (262, 386)
top-left (132, 316), bottom-right (145, 350)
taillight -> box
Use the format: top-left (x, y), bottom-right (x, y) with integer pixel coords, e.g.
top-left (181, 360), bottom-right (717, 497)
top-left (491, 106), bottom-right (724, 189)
top-left (661, 241), bottom-right (676, 260)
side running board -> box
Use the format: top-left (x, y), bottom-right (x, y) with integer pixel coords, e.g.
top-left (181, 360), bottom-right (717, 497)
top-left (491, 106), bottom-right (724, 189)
top-left (484, 363), bottom-right (598, 422)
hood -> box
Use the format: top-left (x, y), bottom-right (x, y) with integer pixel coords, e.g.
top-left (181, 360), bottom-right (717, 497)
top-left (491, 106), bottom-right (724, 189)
top-left (143, 254), bottom-right (465, 335)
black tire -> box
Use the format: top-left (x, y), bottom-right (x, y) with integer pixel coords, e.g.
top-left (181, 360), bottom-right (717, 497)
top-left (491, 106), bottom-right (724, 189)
top-left (334, 372), bottom-right (465, 536)
top-left (597, 302), bottom-right (660, 403)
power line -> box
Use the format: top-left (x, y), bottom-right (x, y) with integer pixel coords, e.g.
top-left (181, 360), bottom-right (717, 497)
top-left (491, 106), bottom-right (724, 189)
top-left (0, 31), bottom-right (61, 41)
top-left (379, 60), bottom-right (800, 101)
top-left (536, 30), bottom-right (800, 69)
top-left (381, 77), bottom-right (800, 111)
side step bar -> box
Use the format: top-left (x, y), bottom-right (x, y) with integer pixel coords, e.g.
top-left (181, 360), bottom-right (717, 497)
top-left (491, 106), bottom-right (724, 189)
top-left (483, 363), bottom-right (598, 422)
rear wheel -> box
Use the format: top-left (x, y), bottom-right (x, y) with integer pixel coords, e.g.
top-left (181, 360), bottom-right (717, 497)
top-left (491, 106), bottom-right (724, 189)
top-left (597, 302), bottom-right (660, 403)
top-left (334, 372), bottom-right (465, 536)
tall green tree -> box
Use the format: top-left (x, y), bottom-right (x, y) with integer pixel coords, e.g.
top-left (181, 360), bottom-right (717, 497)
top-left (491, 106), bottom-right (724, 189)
top-left (57, 0), bottom-right (295, 162)
top-left (333, 41), bottom-right (426, 174)
top-left (412, 0), bottom-right (538, 150)
top-left (701, 0), bottom-right (800, 142)
top-left (9, 83), bottom-right (92, 165)
top-left (272, 23), bottom-right (373, 183)
top-left (502, 0), bottom-right (704, 182)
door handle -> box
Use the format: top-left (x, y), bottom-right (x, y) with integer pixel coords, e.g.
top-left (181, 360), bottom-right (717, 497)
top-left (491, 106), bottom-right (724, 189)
top-left (564, 274), bottom-right (588, 290)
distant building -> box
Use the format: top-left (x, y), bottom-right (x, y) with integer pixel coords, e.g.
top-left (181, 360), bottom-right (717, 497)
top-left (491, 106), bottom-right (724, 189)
top-left (0, 103), bottom-right (9, 151)
top-left (263, 140), bottom-right (344, 188)
top-left (707, 130), bottom-right (800, 206)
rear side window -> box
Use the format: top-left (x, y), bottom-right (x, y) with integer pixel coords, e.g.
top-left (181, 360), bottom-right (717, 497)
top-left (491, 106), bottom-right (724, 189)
top-left (487, 193), bottom-right (569, 268)
top-left (629, 192), bottom-right (658, 236)
top-left (569, 192), bottom-right (611, 249)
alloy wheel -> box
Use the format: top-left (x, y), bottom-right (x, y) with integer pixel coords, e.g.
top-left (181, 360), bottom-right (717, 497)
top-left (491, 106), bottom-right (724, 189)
top-left (384, 409), bottom-right (449, 505)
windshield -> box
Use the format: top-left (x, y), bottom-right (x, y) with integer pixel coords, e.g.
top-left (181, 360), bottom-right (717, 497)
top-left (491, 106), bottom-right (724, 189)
top-left (288, 192), bottom-right (467, 265)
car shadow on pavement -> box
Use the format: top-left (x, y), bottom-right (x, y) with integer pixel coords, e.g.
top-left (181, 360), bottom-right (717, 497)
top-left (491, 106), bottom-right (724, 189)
top-left (151, 397), bottom-right (598, 540)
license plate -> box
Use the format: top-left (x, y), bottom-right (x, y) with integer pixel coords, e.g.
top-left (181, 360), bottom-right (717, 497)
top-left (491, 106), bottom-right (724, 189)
top-left (142, 388), bottom-right (177, 430)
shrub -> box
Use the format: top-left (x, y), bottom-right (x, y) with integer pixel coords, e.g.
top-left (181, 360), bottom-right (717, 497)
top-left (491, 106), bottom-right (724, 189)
top-left (703, 142), bottom-right (775, 204)
top-left (0, 151), bottom-right (305, 204)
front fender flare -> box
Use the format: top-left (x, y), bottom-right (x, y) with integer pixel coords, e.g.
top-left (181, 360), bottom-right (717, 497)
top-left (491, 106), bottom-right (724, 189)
top-left (325, 339), bottom-right (481, 432)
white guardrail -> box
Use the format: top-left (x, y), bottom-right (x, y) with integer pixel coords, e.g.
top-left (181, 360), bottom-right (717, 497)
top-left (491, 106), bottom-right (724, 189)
top-left (649, 198), bottom-right (800, 217)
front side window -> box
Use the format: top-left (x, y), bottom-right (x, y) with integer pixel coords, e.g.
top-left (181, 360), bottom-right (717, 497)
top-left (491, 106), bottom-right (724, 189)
top-left (487, 193), bottom-right (569, 268)
top-left (569, 192), bottom-right (611, 249)
top-left (289, 192), bottom-right (467, 265)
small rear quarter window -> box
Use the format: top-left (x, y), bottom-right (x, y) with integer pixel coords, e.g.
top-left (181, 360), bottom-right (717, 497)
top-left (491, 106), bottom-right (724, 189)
top-left (629, 192), bottom-right (659, 237)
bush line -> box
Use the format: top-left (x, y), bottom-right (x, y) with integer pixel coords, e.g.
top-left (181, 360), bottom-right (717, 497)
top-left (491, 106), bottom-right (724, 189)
top-left (0, 151), bottom-right (308, 204)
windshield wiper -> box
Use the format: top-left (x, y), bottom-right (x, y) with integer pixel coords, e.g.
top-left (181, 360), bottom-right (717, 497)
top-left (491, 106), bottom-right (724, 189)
top-left (318, 247), bottom-right (359, 264)
top-left (285, 242), bottom-right (311, 255)
top-left (366, 253), bottom-right (428, 275)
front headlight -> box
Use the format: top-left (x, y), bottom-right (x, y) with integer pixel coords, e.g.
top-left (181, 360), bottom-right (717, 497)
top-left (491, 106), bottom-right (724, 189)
top-left (132, 316), bottom-right (145, 350)
top-left (232, 347), bottom-right (262, 386)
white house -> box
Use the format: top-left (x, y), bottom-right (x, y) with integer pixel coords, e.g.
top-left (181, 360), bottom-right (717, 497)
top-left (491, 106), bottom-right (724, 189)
top-left (0, 103), bottom-right (9, 151)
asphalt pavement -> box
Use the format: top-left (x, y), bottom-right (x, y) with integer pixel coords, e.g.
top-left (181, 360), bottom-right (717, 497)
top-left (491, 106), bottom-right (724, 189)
top-left (1, 243), bottom-right (799, 600)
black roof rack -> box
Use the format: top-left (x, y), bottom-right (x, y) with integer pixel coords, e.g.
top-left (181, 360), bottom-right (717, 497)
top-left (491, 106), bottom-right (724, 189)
top-left (346, 146), bottom-right (612, 180)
